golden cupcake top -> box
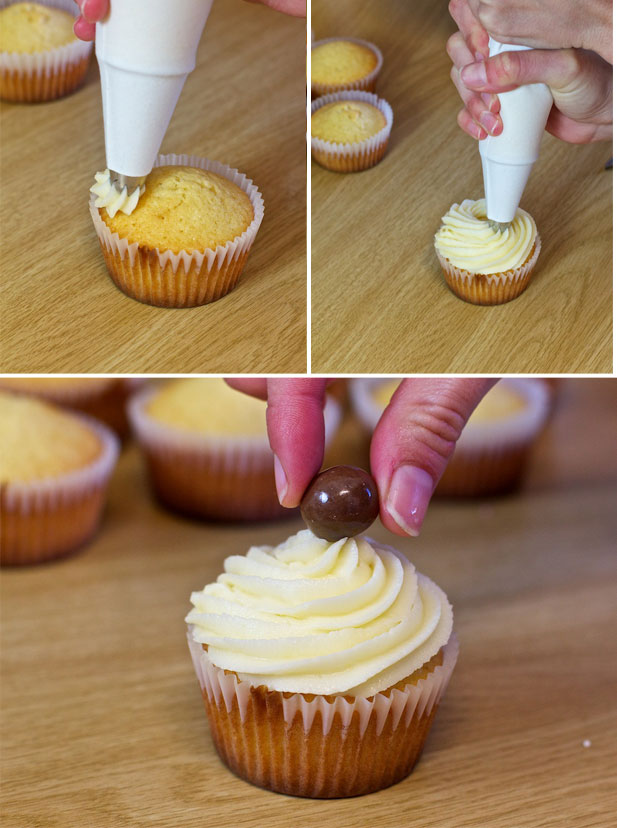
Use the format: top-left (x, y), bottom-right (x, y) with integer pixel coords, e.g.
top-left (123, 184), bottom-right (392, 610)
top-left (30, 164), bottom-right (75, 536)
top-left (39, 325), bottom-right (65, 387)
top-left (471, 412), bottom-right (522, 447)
top-left (146, 378), bottom-right (267, 438)
top-left (0, 377), bottom-right (114, 394)
top-left (0, 392), bottom-right (102, 483)
top-left (99, 166), bottom-right (254, 253)
top-left (0, 3), bottom-right (76, 54)
top-left (434, 198), bottom-right (537, 275)
top-left (311, 100), bottom-right (386, 144)
top-left (312, 40), bottom-right (378, 86)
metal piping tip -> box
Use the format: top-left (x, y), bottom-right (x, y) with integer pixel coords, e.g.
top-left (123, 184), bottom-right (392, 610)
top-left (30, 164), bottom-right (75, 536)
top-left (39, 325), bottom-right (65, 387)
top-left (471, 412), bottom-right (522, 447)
top-left (109, 171), bottom-right (147, 192)
top-left (488, 220), bottom-right (510, 233)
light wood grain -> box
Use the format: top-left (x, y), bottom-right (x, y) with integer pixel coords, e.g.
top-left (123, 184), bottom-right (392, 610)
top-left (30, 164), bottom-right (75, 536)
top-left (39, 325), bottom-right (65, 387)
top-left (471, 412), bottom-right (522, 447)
top-left (311, 1), bottom-right (612, 374)
top-left (1, 380), bottom-right (616, 828)
top-left (0, 0), bottom-right (306, 373)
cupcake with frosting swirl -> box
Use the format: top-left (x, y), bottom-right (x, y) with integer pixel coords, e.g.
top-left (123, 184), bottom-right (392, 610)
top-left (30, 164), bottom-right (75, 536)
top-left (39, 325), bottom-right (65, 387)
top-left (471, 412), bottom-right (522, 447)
top-left (434, 198), bottom-right (540, 305)
top-left (186, 530), bottom-right (458, 798)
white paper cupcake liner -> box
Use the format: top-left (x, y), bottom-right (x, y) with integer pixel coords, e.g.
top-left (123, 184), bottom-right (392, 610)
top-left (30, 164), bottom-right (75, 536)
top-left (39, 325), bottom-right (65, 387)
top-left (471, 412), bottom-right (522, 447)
top-left (311, 37), bottom-right (383, 98)
top-left (89, 154), bottom-right (265, 308)
top-left (1, 414), bottom-right (119, 565)
top-left (435, 237), bottom-right (541, 305)
top-left (311, 91), bottom-right (393, 173)
top-left (0, 0), bottom-right (92, 102)
top-left (128, 384), bottom-right (342, 521)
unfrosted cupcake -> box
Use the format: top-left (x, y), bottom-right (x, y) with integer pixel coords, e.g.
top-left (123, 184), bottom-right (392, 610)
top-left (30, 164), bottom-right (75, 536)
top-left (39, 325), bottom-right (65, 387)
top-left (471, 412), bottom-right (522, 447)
top-left (90, 155), bottom-right (264, 308)
top-left (311, 91), bottom-right (393, 173)
top-left (0, 1), bottom-right (92, 102)
top-left (186, 529), bottom-right (458, 797)
top-left (434, 198), bottom-right (541, 305)
top-left (0, 391), bottom-right (119, 565)
top-left (0, 377), bottom-right (143, 440)
top-left (351, 378), bottom-right (550, 497)
top-left (311, 37), bottom-right (382, 98)
top-left (129, 379), bottom-right (341, 522)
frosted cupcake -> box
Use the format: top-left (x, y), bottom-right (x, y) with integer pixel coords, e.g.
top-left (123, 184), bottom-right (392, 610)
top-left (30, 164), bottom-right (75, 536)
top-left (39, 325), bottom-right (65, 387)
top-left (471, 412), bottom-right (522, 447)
top-left (0, 1), bottom-right (92, 102)
top-left (90, 155), bottom-right (264, 308)
top-left (0, 377), bottom-right (143, 440)
top-left (186, 530), bottom-right (458, 797)
top-left (434, 198), bottom-right (541, 305)
top-left (311, 91), bottom-right (393, 173)
top-left (311, 37), bottom-right (382, 98)
top-left (0, 391), bottom-right (119, 565)
top-left (129, 379), bottom-right (342, 522)
top-left (351, 378), bottom-right (549, 497)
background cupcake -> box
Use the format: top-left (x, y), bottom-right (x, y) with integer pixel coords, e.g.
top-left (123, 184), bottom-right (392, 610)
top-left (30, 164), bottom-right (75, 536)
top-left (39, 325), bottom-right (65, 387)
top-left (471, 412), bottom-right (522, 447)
top-left (311, 90), bottom-right (393, 173)
top-left (0, 390), bottom-right (119, 565)
top-left (129, 379), bottom-right (342, 522)
top-left (311, 37), bottom-right (383, 98)
top-left (0, 0), bottom-right (92, 102)
top-left (186, 530), bottom-right (458, 797)
top-left (90, 155), bottom-right (265, 308)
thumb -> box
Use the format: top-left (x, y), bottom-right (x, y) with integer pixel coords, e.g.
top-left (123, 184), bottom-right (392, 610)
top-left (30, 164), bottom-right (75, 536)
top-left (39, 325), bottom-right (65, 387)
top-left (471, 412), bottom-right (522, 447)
top-left (460, 47), bottom-right (581, 94)
top-left (371, 379), bottom-right (496, 537)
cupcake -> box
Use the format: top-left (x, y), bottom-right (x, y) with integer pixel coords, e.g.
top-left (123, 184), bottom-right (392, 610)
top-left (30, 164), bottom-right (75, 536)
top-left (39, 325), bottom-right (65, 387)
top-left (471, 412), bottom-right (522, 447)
top-left (89, 155), bottom-right (264, 308)
top-left (186, 530), bottom-right (458, 798)
top-left (129, 379), bottom-right (342, 522)
top-left (311, 37), bottom-right (382, 98)
top-left (434, 199), bottom-right (541, 305)
top-left (0, 1), bottom-right (92, 102)
top-left (0, 391), bottom-right (119, 565)
top-left (311, 91), bottom-right (393, 173)
top-left (351, 378), bottom-right (550, 497)
top-left (0, 377), bottom-right (143, 440)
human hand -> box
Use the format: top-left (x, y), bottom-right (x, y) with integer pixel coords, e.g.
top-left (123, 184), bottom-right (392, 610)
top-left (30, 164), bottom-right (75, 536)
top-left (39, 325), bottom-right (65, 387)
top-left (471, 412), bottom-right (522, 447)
top-left (73, 0), bottom-right (108, 41)
top-left (227, 378), bottom-right (496, 538)
top-left (244, 0), bottom-right (306, 17)
top-left (447, 0), bottom-right (613, 143)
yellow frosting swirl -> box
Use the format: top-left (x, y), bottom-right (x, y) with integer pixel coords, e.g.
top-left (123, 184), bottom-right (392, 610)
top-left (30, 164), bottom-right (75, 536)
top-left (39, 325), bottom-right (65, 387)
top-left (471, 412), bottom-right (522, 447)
top-left (434, 198), bottom-right (536, 275)
top-left (186, 530), bottom-right (453, 697)
top-left (90, 169), bottom-right (145, 218)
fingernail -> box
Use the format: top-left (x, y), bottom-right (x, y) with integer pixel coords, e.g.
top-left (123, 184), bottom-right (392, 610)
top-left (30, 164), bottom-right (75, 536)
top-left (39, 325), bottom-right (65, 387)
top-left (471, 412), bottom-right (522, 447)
top-left (480, 111), bottom-right (499, 135)
top-left (386, 466), bottom-right (434, 537)
top-left (461, 61), bottom-right (487, 88)
top-left (273, 455), bottom-right (288, 504)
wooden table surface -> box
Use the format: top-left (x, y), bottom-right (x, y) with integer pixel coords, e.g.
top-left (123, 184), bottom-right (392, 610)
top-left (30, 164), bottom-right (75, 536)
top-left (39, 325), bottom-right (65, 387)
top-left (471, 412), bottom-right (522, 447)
top-left (0, 0), bottom-right (306, 374)
top-left (311, 0), bottom-right (612, 374)
top-left (2, 379), bottom-right (616, 828)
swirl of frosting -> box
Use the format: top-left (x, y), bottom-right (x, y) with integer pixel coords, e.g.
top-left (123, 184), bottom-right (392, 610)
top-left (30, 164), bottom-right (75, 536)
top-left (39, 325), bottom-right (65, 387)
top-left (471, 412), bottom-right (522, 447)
top-left (90, 169), bottom-right (145, 218)
top-left (186, 529), bottom-right (453, 697)
top-left (434, 198), bottom-right (536, 275)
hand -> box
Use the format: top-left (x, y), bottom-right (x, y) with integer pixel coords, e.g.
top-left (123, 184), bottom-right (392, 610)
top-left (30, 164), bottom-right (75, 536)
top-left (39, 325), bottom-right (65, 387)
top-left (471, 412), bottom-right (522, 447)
top-left (227, 378), bottom-right (496, 538)
top-left (244, 0), bottom-right (306, 17)
top-left (73, 0), bottom-right (108, 41)
top-left (447, 0), bottom-right (613, 143)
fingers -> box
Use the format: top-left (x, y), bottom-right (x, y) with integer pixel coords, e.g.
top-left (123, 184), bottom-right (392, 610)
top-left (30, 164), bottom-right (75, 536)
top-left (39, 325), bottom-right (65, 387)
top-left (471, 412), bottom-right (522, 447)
top-left (371, 379), bottom-right (497, 537)
top-left (264, 379), bottom-right (328, 508)
top-left (73, 0), bottom-right (108, 40)
top-left (73, 16), bottom-right (96, 40)
top-left (244, 0), bottom-right (306, 17)
top-left (448, 0), bottom-right (490, 59)
top-left (447, 31), bottom-right (501, 139)
top-left (225, 378), bottom-right (268, 400)
top-left (461, 48), bottom-right (579, 94)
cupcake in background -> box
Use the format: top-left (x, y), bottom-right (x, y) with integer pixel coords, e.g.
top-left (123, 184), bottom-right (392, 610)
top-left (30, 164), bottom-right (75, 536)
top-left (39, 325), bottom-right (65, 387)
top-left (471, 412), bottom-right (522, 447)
top-left (350, 378), bottom-right (550, 497)
top-left (186, 530), bottom-right (458, 797)
top-left (0, 377), bottom-right (143, 440)
top-left (311, 37), bottom-right (382, 98)
top-left (129, 379), bottom-right (342, 522)
top-left (0, 1), bottom-right (92, 102)
top-left (0, 391), bottom-right (119, 565)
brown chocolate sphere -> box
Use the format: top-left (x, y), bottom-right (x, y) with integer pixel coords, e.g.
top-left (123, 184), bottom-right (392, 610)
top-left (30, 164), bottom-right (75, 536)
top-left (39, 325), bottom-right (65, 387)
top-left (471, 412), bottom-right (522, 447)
top-left (300, 465), bottom-right (379, 542)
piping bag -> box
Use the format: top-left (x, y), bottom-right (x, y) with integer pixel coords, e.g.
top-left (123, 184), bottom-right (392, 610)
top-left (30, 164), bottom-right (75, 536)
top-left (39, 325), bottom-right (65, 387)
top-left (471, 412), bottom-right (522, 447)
top-left (479, 37), bottom-right (553, 231)
top-left (94, 0), bottom-right (214, 208)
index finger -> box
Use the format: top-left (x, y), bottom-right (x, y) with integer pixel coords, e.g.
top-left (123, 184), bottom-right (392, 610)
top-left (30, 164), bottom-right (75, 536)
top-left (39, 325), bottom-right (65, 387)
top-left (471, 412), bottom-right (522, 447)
top-left (448, 0), bottom-right (490, 59)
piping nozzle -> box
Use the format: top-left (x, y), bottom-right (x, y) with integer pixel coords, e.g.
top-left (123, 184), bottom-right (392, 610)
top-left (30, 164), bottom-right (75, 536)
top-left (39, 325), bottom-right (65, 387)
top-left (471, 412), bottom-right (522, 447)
top-left (109, 172), bottom-right (147, 192)
top-left (488, 220), bottom-right (510, 233)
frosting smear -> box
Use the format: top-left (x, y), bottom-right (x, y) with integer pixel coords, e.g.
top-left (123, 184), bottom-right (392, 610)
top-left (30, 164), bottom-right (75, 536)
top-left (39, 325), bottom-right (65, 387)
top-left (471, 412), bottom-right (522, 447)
top-left (186, 530), bottom-right (453, 697)
top-left (90, 169), bottom-right (145, 218)
top-left (434, 198), bottom-right (536, 275)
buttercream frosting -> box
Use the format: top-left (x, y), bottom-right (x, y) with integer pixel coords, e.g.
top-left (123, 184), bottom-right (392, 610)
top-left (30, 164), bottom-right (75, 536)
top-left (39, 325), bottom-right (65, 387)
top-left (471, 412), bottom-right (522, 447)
top-left (434, 198), bottom-right (536, 275)
top-left (90, 169), bottom-right (145, 218)
top-left (186, 530), bottom-right (453, 697)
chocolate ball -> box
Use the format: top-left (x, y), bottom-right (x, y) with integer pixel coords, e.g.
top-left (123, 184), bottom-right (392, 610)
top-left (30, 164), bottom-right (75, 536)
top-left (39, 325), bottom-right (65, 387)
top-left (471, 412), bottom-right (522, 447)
top-left (300, 466), bottom-right (380, 542)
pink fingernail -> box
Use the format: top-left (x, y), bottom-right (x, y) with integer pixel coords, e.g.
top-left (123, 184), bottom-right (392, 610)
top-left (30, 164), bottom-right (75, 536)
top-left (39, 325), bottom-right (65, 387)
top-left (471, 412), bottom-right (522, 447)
top-left (461, 61), bottom-right (487, 88)
top-left (480, 111), bottom-right (499, 135)
top-left (273, 455), bottom-right (288, 504)
top-left (386, 466), bottom-right (434, 537)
